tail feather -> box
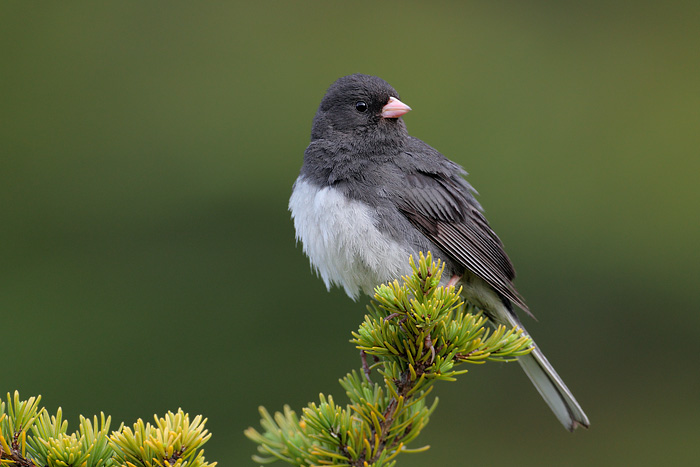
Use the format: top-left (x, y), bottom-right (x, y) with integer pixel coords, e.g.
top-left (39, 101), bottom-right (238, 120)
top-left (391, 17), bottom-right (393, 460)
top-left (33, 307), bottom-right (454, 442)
top-left (499, 306), bottom-right (590, 431)
top-left (517, 347), bottom-right (590, 431)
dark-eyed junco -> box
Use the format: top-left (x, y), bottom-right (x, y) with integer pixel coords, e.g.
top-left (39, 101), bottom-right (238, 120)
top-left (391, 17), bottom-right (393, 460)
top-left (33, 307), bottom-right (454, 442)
top-left (289, 74), bottom-right (589, 431)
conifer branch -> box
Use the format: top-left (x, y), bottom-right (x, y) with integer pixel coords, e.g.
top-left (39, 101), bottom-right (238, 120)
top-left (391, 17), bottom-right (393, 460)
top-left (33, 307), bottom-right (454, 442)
top-left (246, 252), bottom-right (533, 466)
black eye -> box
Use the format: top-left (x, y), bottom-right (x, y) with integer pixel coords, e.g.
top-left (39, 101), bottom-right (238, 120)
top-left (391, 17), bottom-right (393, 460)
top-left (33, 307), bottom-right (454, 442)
top-left (355, 101), bottom-right (368, 112)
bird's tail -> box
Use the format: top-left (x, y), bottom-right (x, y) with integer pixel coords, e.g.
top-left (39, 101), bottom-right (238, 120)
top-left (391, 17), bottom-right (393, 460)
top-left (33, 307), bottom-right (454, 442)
top-left (499, 308), bottom-right (590, 431)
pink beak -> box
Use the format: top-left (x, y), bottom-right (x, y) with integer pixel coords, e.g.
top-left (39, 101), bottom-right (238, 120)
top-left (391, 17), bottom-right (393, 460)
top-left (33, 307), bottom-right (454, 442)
top-left (381, 96), bottom-right (412, 118)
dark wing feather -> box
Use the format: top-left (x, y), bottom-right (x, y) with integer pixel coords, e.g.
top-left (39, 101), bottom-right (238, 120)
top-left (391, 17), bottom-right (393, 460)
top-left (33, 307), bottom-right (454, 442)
top-left (396, 169), bottom-right (531, 316)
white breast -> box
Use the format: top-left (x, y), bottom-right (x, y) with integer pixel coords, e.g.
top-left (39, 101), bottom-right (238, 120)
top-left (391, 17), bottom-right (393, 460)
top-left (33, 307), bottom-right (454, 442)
top-left (289, 177), bottom-right (412, 299)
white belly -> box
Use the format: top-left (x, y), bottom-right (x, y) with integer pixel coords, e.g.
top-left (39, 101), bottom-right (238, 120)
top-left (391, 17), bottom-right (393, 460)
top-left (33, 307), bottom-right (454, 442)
top-left (289, 177), bottom-right (412, 299)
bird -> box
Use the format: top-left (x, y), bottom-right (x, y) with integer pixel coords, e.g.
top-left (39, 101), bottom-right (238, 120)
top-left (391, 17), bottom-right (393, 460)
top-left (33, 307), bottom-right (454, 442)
top-left (288, 73), bottom-right (589, 431)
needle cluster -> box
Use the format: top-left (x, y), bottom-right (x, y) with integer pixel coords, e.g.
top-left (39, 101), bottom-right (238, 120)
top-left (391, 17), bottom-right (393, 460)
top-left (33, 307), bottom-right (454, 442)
top-left (0, 391), bottom-right (215, 467)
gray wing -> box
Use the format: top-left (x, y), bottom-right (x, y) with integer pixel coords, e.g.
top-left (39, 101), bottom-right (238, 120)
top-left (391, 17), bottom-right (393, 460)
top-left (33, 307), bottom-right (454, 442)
top-left (395, 167), bottom-right (531, 316)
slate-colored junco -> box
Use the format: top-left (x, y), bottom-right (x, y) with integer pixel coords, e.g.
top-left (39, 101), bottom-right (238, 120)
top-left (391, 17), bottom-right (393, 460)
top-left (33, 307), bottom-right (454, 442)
top-left (289, 74), bottom-right (589, 431)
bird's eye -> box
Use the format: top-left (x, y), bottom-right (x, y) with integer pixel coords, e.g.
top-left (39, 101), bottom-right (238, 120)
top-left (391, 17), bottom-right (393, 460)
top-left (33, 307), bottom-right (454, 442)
top-left (355, 101), bottom-right (368, 112)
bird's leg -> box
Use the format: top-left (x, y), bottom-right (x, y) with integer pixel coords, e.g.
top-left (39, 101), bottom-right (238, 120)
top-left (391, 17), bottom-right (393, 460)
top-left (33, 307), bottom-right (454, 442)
top-left (447, 274), bottom-right (462, 288)
top-left (361, 350), bottom-right (372, 383)
top-left (424, 332), bottom-right (436, 364)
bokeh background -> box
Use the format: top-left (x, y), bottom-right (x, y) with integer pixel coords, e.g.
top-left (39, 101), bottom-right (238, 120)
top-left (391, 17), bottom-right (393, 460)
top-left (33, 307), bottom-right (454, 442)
top-left (2, 1), bottom-right (699, 465)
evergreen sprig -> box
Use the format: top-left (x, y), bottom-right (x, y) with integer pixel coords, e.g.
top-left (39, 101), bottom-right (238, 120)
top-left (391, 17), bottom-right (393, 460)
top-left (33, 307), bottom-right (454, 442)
top-left (110, 410), bottom-right (214, 467)
top-left (0, 392), bottom-right (216, 467)
top-left (27, 408), bottom-right (113, 467)
top-left (246, 252), bottom-right (533, 466)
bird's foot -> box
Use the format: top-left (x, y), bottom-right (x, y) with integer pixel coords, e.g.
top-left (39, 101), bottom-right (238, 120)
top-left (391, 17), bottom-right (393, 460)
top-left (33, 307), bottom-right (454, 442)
top-left (384, 312), bottom-right (401, 321)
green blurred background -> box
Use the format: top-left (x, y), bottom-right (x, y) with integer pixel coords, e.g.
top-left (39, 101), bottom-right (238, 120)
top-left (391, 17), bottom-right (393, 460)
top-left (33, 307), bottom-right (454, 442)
top-left (2, 1), bottom-right (698, 465)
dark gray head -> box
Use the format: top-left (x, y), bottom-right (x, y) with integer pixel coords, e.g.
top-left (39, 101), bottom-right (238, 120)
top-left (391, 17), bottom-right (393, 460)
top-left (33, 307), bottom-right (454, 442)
top-left (311, 74), bottom-right (411, 141)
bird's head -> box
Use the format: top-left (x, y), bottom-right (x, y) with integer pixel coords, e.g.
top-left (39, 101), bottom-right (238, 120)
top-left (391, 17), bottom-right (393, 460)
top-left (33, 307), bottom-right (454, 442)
top-left (311, 74), bottom-right (411, 141)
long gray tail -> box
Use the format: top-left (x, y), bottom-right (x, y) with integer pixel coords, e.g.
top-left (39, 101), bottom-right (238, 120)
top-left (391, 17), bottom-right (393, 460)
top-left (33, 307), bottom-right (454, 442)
top-left (499, 307), bottom-right (590, 431)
